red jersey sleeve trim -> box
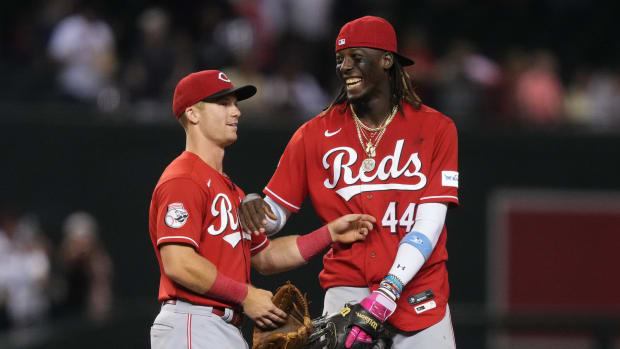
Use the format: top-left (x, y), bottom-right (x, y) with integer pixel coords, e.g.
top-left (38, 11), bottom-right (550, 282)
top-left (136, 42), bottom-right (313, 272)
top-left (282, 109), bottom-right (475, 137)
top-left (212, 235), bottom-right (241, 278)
top-left (250, 236), bottom-right (270, 255)
top-left (419, 195), bottom-right (459, 206)
top-left (156, 235), bottom-right (199, 248)
top-left (263, 187), bottom-right (301, 212)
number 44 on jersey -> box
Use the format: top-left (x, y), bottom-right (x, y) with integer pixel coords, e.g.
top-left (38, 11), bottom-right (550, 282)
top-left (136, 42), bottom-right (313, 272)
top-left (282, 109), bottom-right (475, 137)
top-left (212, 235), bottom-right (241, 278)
top-left (382, 202), bottom-right (416, 233)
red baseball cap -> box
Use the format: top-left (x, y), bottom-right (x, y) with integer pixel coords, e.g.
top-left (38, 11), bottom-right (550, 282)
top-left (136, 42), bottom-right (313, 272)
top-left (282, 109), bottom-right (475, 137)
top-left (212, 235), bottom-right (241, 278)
top-left (335, 16), bottom-right (414, 66)
top-left (172, 70), bottom-right (257, 118)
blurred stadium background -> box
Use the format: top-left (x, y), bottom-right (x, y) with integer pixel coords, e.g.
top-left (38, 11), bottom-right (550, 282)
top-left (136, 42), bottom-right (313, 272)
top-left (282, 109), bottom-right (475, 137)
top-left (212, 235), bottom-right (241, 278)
top-left (1, 0), bottom-right (619, 348)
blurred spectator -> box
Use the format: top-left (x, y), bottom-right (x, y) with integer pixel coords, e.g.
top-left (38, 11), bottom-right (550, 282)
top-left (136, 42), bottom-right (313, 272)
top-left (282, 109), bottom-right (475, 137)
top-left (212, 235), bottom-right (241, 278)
top-left (400, 26), bottom-right (438, 104)
top-left (513, 50), bottom-right (565, 126)
top-left (123, 7), bottom-right (175, 103)
top-left (221, 54), bottom-right (272, 119)
top-left (563, 68), bottom-right (620, 130)
top-left (214, 8), bottom-right (329, 121)
top-left (58, 211), bottom-right (113, 322)
top-left (564, 69), bottom-right (592, 126)
top-left (194, 2), bottom-right (235, 70)
top-left (494, 48), bottom-right (529, 126)
top-left (255, 0), bottom-right (333, 43)
top-left (433, 40), bottom-right (501, 129)
top-left (207, 7), bottom-right (273, 119)
top-left (232, 0), bottom-right (278, 70)
top-left (0, 212), bottom-right (51, 329)
top-left (47, 1), bottom-right (119, 110)
top-left (287, 0), bottom-right (334, 42)
top-left (583, 71), bottom-right (620, 130)
top-left (262, 41), bottom-right (329, 119)
top-left (122, 6), bottom-right (180, 122)
top-left (0, 213), bottom-right (14, 331)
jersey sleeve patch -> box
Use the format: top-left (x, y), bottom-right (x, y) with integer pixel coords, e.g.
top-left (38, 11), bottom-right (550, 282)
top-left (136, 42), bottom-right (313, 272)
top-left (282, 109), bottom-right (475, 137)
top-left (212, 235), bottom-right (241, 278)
top-left (441, 171), bottom-right (459, 188)
top-left (164, 202), bottom-right (189, 228)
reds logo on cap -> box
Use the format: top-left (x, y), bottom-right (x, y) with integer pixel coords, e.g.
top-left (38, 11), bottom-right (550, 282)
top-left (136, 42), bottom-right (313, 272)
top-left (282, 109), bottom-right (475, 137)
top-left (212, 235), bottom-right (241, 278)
top-left (338, 38), bottom-right (346, 46)
top-left (218, 72), bottom-right (231, 82)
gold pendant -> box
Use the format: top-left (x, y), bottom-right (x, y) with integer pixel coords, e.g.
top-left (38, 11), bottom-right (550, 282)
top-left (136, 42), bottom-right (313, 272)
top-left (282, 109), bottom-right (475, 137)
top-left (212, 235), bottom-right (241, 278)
top-left (362, 158), bottom-right (376, 172)
top-left (365, 142), bottom-right (376, 157)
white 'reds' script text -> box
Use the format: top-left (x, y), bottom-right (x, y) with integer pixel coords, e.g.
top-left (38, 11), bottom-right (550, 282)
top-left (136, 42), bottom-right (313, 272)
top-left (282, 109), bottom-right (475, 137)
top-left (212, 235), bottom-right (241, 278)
top-left (322, 139), bottom-right (427, 200)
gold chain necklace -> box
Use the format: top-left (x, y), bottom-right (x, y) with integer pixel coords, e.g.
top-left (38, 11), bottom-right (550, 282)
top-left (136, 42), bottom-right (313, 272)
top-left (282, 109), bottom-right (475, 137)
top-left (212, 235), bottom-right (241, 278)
top-left (351, 105), bottom-right (398, 171)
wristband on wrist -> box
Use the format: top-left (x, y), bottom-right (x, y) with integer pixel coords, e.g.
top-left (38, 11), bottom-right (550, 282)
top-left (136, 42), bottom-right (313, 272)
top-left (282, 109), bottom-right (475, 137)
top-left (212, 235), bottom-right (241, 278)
top-left (207, 271), bottom-right (249, 304)
top-left (377, 285), bottom-right (399, 302)
top-left (296, 225), bottom-right (332, 261)
top-left (379, 281), bottom-right (401, 300)
top-left (380, 273), bottom-right (405, 301)
top-left (384, 274), bottom-right (404, 292)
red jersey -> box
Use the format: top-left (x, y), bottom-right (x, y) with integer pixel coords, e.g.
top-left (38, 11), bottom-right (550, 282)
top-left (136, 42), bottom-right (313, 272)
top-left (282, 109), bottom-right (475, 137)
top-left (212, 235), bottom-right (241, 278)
top-left (264, 103), bottom-right (459, 331)
top-left (149, 151), bottom-right (269, 309)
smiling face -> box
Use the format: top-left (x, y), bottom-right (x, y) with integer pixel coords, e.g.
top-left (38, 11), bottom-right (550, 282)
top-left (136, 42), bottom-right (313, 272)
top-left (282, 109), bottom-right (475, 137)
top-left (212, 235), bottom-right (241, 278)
top-left (192, 94), bottom-right (241, 148)
top-left (335, 47), bottom-right (393, 103)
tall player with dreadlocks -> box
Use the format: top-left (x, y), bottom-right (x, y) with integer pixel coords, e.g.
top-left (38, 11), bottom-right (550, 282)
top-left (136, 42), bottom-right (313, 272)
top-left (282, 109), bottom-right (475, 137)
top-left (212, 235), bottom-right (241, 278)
top-left (240, 16), bottom-right (459, 348)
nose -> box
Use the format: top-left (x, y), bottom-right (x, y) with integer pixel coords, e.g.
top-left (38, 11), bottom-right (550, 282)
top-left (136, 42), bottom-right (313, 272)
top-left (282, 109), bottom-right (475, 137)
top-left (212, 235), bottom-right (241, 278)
top-left (230, 104), bottom-right (241, 118)
top-left (339, 56), bottom-right (353, 75)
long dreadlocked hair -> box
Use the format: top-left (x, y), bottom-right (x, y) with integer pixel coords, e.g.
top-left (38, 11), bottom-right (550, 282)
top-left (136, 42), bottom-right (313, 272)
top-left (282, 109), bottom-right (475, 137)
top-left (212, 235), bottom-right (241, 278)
top-left (322, 56), bottom-right (422, 116)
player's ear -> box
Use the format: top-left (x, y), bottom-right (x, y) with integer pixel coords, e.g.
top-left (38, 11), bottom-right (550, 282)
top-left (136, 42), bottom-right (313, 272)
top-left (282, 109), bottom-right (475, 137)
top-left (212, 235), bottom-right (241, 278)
top-left (381, 52), bottom-right (394, 70)
top-left (184, 104), bottom-right (201, 125)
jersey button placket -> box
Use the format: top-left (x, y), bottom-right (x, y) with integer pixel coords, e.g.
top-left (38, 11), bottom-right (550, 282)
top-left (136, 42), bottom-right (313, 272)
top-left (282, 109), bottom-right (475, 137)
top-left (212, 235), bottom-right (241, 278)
top-left (365, 195), bottom-right (374, 257)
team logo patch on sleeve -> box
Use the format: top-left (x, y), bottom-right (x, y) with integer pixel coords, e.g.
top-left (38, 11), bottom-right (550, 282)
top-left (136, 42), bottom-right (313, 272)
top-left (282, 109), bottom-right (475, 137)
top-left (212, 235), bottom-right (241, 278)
top-left (441, 171), bottom-right (459, 188)
top-left (164, 203), bottom-right (189, 228)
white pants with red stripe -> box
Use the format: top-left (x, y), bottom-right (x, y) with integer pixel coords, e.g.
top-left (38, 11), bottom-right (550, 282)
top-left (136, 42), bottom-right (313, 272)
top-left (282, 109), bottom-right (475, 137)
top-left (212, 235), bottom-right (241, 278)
top-left (323, 286), bottom-right (457, 349)
top-left (150, 300), bottom-right (247, 349)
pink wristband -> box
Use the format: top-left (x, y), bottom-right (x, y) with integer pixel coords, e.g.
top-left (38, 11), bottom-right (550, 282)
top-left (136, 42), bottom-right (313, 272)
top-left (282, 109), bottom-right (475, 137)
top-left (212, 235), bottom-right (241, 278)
top-left (207, 272), bottom-right (249, 304)
top-left (296, 225), bottom-right (332, 261)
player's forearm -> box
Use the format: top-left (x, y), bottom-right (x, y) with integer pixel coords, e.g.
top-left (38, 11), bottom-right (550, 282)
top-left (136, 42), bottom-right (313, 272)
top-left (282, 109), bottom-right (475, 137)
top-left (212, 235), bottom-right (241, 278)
top-left (252, 224), bottom-right (334, 274)
top-left (385, 203), bottom-right (447, 293)
top-left (161, 244), bottom-right (248, 303)
top-left (251, 235), bottom-right (306, 275)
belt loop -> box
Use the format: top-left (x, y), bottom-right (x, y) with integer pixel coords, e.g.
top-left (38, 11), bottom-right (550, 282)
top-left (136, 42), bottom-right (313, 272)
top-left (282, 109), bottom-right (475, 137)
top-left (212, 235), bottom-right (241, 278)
top-left (222, 308), bottom-right (233, 322)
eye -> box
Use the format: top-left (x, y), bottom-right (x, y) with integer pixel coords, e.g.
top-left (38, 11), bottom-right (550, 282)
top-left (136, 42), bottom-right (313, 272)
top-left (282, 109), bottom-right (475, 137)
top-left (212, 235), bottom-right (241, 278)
top-left (217, 96), bottom-right (237, 106)
top-left (336, 56), bottom-right (344, 65)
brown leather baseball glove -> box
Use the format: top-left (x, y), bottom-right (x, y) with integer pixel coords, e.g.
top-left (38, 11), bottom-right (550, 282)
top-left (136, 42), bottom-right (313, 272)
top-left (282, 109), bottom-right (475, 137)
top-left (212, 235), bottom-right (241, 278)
top-left (252, 282), bottom-right (313, 349)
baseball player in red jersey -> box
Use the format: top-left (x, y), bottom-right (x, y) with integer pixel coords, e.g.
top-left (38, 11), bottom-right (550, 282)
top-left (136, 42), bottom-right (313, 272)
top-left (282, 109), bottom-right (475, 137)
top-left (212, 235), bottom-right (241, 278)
top-left (148, 70), bottom-right (376, 349)
top-left (240, 16), bottom-right (459, 348)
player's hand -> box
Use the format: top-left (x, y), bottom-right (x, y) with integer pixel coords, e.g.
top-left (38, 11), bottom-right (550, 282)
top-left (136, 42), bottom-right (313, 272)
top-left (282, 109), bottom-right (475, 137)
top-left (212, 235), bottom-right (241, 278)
top-left (240, 194), bottom-right (277, 235)
top-left (345, 291), bottom-right (396, 348)
top-left (327, 214), bottom-right (376, 244)
top-left (241, 285), bottom-right (288, 329)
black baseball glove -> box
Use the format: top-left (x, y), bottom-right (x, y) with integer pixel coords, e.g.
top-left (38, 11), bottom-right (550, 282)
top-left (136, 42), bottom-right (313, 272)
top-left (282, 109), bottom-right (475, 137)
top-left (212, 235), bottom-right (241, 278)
top-left (304, 303), bottom-right (393, 349)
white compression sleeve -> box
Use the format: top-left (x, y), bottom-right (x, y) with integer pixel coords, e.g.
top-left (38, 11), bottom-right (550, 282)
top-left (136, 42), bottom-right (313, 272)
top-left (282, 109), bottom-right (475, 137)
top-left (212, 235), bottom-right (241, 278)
top-left (263, 196), bottom-right (292, 236)
top-left (386, 202), bottom-right (448, 287)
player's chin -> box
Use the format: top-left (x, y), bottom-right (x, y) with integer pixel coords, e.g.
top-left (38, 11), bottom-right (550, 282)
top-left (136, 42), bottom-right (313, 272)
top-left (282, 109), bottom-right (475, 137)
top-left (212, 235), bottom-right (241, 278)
top-left (346, 89), bottom-right (367, 103)
top-left (346, 91), bottom-right (361, 102)
top-left (221, 136), bottom-right (237, 147)
top-left (226, 131), bottom-right (239, 142)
